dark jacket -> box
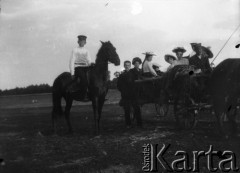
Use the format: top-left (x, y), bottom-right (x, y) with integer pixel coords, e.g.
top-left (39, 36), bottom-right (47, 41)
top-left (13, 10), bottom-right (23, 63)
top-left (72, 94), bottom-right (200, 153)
top-left (117, 70), bottom-right (131, 99)
top-left (117, 68), bottom-right (141, 100)
top-left (128, 68), bottom-right (142, 81)
top-left (189, 54), bottom-right (212, 74)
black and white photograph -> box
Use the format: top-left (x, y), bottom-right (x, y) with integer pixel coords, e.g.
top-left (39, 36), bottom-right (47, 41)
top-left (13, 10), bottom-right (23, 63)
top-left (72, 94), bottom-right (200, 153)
top-left (0, 0), bottom-right (240, 172)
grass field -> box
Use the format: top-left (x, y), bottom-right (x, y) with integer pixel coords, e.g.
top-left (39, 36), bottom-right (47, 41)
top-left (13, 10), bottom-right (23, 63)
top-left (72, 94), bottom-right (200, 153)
top-left (0, 90), bottom-right (240, 173)
top-left (0, 90), bottom-right (120, 109)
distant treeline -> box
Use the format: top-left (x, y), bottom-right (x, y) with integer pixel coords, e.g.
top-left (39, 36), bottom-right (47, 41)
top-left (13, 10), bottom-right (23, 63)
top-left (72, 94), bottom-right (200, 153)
top-left (0, 84), bottom-right (52, 96)
top-left (0, 79), bottom-right (119, 96)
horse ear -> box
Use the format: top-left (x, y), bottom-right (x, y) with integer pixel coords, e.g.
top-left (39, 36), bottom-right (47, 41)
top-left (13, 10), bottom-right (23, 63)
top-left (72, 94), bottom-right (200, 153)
top-left (100, 40), bottom-right (104, 44)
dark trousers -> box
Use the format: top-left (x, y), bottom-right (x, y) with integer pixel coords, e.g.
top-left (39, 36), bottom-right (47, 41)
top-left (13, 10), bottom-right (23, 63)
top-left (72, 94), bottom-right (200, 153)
top-left (132, 102), bottom-right (142, 126)
top-left (74, 67), bottom-right (88, 95)
top-left (123, 102), bottom-right (131, 126)
top-left (123, 100), bottom-right (142, 126)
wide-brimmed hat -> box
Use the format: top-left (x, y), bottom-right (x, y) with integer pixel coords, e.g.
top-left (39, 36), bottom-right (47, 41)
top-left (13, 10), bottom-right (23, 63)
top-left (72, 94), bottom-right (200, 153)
top-left (142, 52), bottom-right (156, 56)
top-left (77, 35), bottom-right (87, 40)
top-left (201, 46), bottom-right (214, 59)
top-left (164, 54), bottom-right (177, 62)
top-left (190, 43), bottom-right (202, 49)
top-left (132, 57), bottom-right (142, 65)
top-left (172, 47), bottom-right (186, 53)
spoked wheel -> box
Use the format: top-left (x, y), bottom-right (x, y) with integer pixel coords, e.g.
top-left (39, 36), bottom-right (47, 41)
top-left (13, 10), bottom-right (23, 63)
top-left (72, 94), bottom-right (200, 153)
top-left (176, 107), bottom-right (198, 130)
top-left (155, 103), bottom-right (169, 117)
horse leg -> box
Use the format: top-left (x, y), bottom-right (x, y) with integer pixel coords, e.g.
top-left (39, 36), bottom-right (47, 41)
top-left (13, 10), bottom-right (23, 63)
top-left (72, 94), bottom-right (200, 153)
top-left (92, 97), bottom-right (98, 134)
top-left (64, 98), bottom-right (73, 133)
top-left (52, 94), bottom-right (63, 134)
top-left (97, 95), bottom-right (105, 133)
top-left (52, 111), bottom-right (58, 134)
top-left (228, 107), bottom-right (238, 136)
top-left (133, 102), bottom-right (142, 127)
top-left (215, 110), bottom-right (223, 135)
top-left (213, 96), bottom-right (226, 135)
top-left (173, 98), bottom-right (180, 128)
top-left (226, 101), bottom-right (238, 136)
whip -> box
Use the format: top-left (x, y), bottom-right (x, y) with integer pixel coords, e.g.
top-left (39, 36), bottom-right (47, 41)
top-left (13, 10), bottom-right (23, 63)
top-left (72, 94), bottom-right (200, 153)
top-left (211, 24), bottom-right (240, 64)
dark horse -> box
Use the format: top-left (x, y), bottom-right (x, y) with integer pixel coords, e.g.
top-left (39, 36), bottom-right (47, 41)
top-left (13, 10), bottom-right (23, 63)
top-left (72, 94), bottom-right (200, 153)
top-left (52, 41), bottom-right (120, 134)
top-left (209, 58), bottom-right (240, 136)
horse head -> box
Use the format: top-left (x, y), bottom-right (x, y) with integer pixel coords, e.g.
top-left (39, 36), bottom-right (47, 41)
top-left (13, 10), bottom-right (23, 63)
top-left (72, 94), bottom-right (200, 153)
top-left (99, 41), bottom-right (120, 66)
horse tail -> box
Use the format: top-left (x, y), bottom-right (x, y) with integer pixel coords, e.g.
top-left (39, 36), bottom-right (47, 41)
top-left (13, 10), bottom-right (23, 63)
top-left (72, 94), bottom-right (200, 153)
top-left (52, 87), bottom-right (63, 117)
top-left (52, 73), bottom-right (68, 117)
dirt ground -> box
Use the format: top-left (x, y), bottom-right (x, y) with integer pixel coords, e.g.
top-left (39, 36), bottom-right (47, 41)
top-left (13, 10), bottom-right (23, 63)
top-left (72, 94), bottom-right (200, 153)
top-left (0, 91), bottom-right (240, 173)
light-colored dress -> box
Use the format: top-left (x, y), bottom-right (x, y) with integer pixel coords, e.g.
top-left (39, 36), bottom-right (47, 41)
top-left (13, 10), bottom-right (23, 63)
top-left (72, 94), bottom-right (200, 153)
top-left (167, 58), bottom-right (189, 71)
top-left (177, 58), bottom-right (189, 65)
top-left (142, 61), bottom-right (157, 76)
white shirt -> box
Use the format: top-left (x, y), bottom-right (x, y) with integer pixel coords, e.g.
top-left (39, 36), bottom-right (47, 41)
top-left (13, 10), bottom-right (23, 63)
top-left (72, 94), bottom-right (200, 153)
top-left (167, 58), bottom-right (189, 71)
top-left (69, 46), bottom-right (91, 75)
top-left (142, 61), bottom-right (157, 76)
top-left (177, 58), bottom-right (189, 65)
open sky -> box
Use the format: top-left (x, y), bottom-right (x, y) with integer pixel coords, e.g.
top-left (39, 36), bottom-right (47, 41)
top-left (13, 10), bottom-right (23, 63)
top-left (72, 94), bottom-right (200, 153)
top-left (0, 0), bottom-right (239, 89)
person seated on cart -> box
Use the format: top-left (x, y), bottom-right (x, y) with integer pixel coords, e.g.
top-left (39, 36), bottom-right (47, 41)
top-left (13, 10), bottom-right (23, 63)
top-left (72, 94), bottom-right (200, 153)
top-left (142, 52), bottom-right (159, 78)
top-left (189, 43), bottom-right (214, 102)
top-left (189, 43), bottom-right (213, 74)
top-left (165, 54), bottom-right (178, 71)
top-left (164, 54), bottom-right (193, 93)
top-left (172, 47), bottom-right (189, 65)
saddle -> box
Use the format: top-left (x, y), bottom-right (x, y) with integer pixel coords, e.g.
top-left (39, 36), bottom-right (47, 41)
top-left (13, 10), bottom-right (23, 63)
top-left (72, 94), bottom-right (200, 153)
top-left (66, 66), bottom-right (94, 100)
top-left (67, 77), bottom-right (83, 91)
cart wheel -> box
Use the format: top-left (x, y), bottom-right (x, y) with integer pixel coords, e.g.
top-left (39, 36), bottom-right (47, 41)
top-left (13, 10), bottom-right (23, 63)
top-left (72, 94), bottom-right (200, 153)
top-left (155, 103), bottom-right (169, 117)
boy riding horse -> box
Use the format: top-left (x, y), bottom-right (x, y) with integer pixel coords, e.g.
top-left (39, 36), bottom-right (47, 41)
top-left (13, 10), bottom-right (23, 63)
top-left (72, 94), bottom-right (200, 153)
top-left (69, 35), bottom-right (93, 101)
